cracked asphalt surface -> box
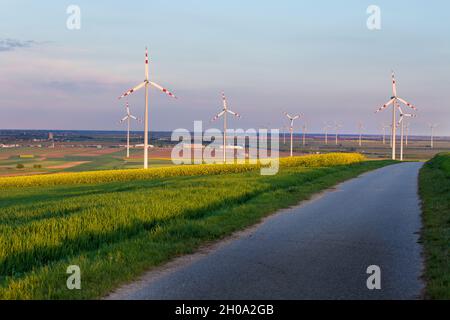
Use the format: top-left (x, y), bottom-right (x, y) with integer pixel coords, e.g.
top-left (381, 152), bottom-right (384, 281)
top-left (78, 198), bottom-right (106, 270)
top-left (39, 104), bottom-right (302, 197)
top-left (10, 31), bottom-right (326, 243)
top-left (107, 162), bottom-right (424, 300)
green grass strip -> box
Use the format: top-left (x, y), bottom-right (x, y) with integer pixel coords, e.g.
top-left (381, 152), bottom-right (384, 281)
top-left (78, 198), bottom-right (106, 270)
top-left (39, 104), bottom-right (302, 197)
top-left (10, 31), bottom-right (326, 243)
top-left (419, 152), bottom-right (450, 299)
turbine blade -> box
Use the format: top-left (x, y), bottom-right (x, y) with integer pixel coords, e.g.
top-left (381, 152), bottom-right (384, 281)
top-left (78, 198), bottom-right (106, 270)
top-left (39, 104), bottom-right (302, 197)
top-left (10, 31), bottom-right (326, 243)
top-left (391, 71), bottom-right (397, 97)
top-left (145, 47), bottom-right (149, 80)
top-left (130, 115), bottom-right (137, 120)
top-left (222, 92), bottom-right (228, 110)
top-left (120, 116), bottom-right (129, 122)
top-left (284, 112), bottom-right (292, 119)
top-left (118, 82), bottom-right (146, 99)
top-left (226, 109), bottom-right (240, 118)
top-left (375, 98), bottom-right (394, 113)
top-left (211, 110), bottom-right (226, 122)
top-left (149, 81), bottom-right (177, 99)
top-left (397, 97), bottom-right (417, 111)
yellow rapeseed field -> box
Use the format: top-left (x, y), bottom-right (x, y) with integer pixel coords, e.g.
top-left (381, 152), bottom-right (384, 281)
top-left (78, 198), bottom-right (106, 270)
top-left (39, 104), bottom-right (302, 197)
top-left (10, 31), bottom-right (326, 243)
top-left (0, 153), bottom-right (365, 188)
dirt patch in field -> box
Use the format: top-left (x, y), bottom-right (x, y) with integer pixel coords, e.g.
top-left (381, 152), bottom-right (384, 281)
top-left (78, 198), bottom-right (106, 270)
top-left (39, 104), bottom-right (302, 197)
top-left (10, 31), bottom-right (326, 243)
top-left (46, 161), bottom-right (91, 169)
top-left (21, 148), bottom-right (121, 159)
top-left (128, 148), bottom-right (172, 159)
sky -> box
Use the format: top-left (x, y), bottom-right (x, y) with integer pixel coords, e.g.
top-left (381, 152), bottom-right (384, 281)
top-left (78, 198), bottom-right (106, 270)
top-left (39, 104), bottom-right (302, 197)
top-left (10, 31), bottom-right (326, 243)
top-left (0, 0), bottom-right (449, 135)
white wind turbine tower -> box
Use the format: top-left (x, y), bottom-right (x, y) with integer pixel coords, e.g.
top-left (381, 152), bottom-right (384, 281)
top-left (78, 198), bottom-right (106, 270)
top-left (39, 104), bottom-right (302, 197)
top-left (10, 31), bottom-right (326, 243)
top-left (380, 123), bottom-right (390, 145)
top-left (428, 123), bottom-right (439, 148)
top-left (405, 122), bottom-right (410, 146)
top-left (118, 47), bottom-right (177, 169)
top-left (389, 124), bottom-right (393, 147)
top-left (357, 122), bottom-right (364, 147)
top-left (211, 92), bottom-right (240, 163)
top-left (323, 122), bottom-right (332, 145)
top-left (281, 125), bottom-right (289, 145)
top-left (375, 71), bottom-right (417, 160)
top-left (302, 121), bottom-right (307, 146)
top-left (284, 112), bottom-right (301, 157)
top-left (334, 122), bottom-right (342, 146)
top-left (120, 101), bottom-right (140, 158)
top-left (397, 103), bottom-right (416, 161)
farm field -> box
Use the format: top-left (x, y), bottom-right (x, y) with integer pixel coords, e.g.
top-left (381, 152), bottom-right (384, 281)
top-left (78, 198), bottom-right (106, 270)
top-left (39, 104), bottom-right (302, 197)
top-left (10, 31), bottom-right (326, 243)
top-left (0, 147), bottom-right (174, 177)
top-left (419, 152), bottom-right (450, 299)
top-left (0, 153), bottom-right (394, 299)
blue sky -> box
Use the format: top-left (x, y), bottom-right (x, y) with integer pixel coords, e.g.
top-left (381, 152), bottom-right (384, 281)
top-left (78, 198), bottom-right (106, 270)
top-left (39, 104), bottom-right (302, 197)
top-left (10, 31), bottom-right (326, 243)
top-left (0, 0), bottom-right (449, 135)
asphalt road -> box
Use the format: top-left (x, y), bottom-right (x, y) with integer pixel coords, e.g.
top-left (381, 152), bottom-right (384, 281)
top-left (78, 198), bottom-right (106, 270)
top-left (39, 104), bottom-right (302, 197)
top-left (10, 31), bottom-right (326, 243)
top-left (107, 162), bottom-right (424, 300)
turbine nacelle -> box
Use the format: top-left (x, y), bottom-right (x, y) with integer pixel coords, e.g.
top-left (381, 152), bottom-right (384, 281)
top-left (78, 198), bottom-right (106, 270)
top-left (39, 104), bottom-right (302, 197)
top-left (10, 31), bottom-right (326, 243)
top-left (118, 49), bottom-right (177, 100)
top-left (375, 72), bottom-right (418, 113)
top-left (397, 106), bottom-right (416, 126)
top-left (284, 112), bottom-right (302, 129)
top-left (211, 92), bottom-right (240, 122)
top-left (120, 102), bottom-right (140, 123)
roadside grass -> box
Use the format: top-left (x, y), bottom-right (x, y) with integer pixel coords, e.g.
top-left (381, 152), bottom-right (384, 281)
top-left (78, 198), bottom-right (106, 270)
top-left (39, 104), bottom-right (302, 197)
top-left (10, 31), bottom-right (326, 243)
top-left (419, 152), bottom-right (450, 299)
top-left (0, 157), bottom-right (394, 299)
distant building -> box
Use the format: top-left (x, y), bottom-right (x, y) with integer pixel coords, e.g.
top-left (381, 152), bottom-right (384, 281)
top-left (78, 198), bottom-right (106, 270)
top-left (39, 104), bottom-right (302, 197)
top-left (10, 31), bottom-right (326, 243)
top-left (48, 132), bottom-right (54, 140)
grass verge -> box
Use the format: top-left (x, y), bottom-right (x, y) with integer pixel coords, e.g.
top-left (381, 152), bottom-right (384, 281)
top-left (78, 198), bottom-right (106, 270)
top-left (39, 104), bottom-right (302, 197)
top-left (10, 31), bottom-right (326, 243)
top-left (0, 158), bottom-right (393, 299)
top-left (419, 152), bottom-right (450, 299)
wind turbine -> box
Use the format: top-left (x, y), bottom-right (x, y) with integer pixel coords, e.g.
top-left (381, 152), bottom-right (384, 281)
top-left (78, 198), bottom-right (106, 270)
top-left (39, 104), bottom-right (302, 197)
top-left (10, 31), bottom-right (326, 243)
top-left (281, 125), bottom-right (289, 145)
top-left (375, 71), bottom-right (417, 160)
top-left (357, 122), bottom-right (364, 147)
top-left (118, 47), bottom-right (177, 169)
top-left (405, 123), bottom-right (410, 146)
top-left (381, 123), bottom-right (390, 145)
top-left (323, 122), bottom-right (332, 145)
top-left (389, 124), bottom-right (393, 147)
top-left (283, 126), bottom-right (287, 145)
top-left (284, 112), bottom-right (301, 157)
top-left (334, 122), bottom-right (342, 146)
top-left (302, 121), bottom-right (307, 146)
top-left (397, 103), bottom-right (416, 161)
top-left (428, 123), bottom-right (439, 148)
top-left (120, 101), bottom-right (140, 158)
top-left (211, 92), bottom-right (240, 163)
